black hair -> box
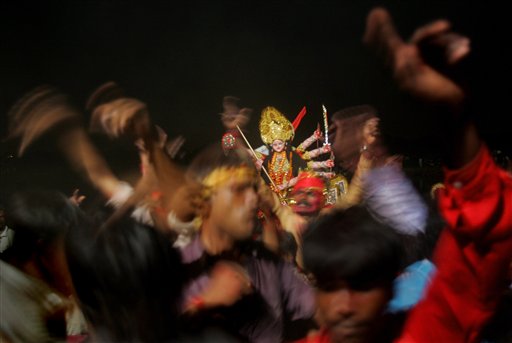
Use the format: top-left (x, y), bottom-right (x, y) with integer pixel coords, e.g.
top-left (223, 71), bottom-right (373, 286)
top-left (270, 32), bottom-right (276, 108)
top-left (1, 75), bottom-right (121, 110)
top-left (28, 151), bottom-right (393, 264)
top-left (330, 105), bottom-right (385, 171)
top-left (2, 190), bottom-right (82, 262)
top-left (65, 213), bottom-right (184, 342)
top-left (331, 104), bottom-right (378, 121)
top-left (303, 206), bottom-right (404, 291)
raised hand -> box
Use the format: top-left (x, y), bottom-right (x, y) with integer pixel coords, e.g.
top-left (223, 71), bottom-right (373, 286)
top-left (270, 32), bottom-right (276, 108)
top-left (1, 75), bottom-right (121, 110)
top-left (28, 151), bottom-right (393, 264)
top-left (220, 96), bottom-right (252, 130)
top-left (90, 98), bottom-right (151, 139)
top-left (7, 86), bottom-right (80, 156)
top-left (204, 261), bottom-right (252, 307)
top-left (364, 7), bottom-right (480, 167)
top-left (185, 261), bottom-right (253, 313)
top-left (165, 134), bottom-right (186, 160)
top-left (69, 189), bottom-right (86, 206)
top-left (363, 7), bottom-right (467, 108)
top-left (168, 182), bottom-right (205, 223)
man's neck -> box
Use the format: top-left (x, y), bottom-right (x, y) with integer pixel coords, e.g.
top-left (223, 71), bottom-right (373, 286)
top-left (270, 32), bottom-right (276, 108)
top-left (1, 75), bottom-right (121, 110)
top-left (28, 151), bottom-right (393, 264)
top-left (200, 220), bottom-right (235, 255)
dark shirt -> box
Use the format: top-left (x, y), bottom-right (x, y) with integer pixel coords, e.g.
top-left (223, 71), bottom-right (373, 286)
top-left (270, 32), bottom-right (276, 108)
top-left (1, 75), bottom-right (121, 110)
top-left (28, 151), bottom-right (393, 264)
top-left (180, 234), bottom-right (315, 343)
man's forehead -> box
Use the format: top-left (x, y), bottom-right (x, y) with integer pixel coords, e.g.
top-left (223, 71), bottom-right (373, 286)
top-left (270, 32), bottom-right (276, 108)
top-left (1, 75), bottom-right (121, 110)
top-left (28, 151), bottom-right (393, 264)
top-left (311, 277), bottom-right (351, 293)
top-left (225, 172), bottom-right (258, 185)
top-left (293, 187), bottom-right (323, 194)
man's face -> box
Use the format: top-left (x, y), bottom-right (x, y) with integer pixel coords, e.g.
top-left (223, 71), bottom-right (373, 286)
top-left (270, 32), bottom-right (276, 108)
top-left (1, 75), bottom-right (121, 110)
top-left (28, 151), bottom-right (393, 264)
top-left (329, 117), bottom-right (363, 172)
top-left (291, 188), bottom-right (324, 217)
top-left (315, 282), bottom-right (391, 343)
top-left (209, 174), bottom-right (259, 240)
top-left (272, 139), bottom-right (285, 153)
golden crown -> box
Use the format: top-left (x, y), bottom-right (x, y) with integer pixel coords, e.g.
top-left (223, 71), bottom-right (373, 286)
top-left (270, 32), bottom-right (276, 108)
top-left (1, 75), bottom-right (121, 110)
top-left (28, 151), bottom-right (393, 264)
top-left (259, 106), bottom-right (294, 145)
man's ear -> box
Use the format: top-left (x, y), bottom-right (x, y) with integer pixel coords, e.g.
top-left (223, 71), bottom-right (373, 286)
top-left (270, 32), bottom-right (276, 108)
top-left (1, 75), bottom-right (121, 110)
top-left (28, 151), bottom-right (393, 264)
top-left (362, 118), bottom-right (380, 146)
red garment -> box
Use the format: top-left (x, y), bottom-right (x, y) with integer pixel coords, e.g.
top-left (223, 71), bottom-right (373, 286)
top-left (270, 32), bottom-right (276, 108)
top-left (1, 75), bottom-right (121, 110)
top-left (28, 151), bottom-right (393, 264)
top-left (398, 145), bottom-right (512, 343)
top-left (67, 335), bottom-right (88, 343)
top-left (294, 329), bottom-right (330, 343)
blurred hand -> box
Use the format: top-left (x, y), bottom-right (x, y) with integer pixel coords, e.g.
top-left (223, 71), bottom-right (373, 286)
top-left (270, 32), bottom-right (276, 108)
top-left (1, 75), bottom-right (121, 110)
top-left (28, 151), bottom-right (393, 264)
top-left (257, 180), bottom-right (280, 213)
top-left (135, 127), bottom-right (186, 160)
top-left (254, 158), bottom-right (264, 171)
top-left (363, 7), bottom-right (467, 108)
top-left (7, 86), bottom-right (80, 156)
top-left (202, 261), bottom-right (253, 307)
top-left (220, 96), bottom-right (252, 130)
top-left (221, 108), bottom-right (251, 130)
top-left (90, 98), bottom-right (151, 139)
top-left (69, 189), bottom-right (86, 206)
top-left (165, 135), bottom-right (186, 159)
top-left (168, 182), bottom-right (204, 222)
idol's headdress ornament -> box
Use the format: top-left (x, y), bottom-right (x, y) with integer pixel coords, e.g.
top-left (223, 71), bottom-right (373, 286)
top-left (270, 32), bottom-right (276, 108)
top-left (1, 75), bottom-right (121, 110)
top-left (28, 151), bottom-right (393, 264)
top-left (259, 106), bottom-right (295, 145)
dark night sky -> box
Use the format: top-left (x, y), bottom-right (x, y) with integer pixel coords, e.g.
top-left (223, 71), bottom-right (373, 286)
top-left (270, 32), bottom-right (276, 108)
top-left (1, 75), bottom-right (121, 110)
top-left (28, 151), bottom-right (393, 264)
top-left (1, 0), bottom-right (510, 199)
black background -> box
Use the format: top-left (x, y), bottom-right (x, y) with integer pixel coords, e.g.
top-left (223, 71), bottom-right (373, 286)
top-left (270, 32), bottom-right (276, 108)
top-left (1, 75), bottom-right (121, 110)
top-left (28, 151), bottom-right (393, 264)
top-left (1, 0), bottom-right (510, 201)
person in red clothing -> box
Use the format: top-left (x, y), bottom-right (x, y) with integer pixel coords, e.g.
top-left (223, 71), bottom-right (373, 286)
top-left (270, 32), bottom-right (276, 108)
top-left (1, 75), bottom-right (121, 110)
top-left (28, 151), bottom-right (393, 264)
top-left (364, 8), bottom-right (512, 342)
top-left (290, 171), bottom-right (328, 219)
top-left (297, 6), bottom-right (512, 343)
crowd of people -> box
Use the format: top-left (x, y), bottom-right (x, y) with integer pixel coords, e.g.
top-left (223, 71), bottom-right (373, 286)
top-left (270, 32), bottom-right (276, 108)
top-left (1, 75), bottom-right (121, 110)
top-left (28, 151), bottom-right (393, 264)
top-left (1, 6), bottom-right (512, 343)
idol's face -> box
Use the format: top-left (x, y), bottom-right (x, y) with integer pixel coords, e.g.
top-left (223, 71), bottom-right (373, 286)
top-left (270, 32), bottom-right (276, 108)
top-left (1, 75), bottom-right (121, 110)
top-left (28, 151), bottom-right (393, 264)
top-left (272, 139), bottom-right (285, 153)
